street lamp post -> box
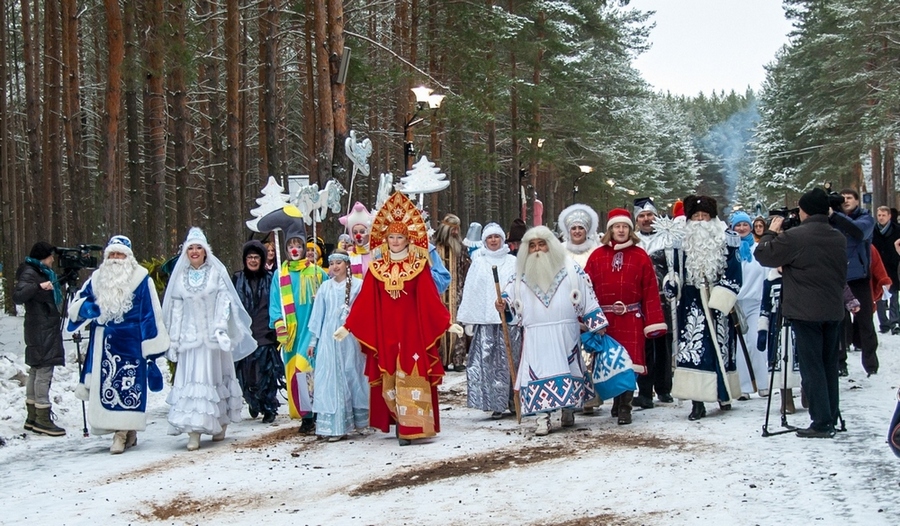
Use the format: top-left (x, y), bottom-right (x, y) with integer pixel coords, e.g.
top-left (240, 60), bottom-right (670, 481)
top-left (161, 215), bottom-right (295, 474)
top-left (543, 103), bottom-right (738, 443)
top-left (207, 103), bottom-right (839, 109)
top-left (575, 165), bottom-right (593, 202)
top-left (404, 86), bottom-right (444, 172)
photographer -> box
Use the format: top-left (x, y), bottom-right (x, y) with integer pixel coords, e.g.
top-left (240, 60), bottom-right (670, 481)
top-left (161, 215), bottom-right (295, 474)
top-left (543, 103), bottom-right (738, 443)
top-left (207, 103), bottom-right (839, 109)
top-left (755, 188), bottom-right (846, 438)
top-left (12, 241), bottom-right (66, 437)
top-left (830, 189), bottom-right (878, 376)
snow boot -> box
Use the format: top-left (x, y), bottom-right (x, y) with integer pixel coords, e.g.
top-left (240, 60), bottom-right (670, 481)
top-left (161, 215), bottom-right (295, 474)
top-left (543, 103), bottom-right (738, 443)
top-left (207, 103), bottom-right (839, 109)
top-left (32, 406), bottom-right (66, 437)
top-left (610, 397), bottom-right (620, 418)
top-left (560, 409), bottom-right (575, 427)
top-left (125, 430), bottom-right (138, 449)
top-left (110, 431), bottom-right (127, 454)
top-left (633, 394), bottom-right (654, 409)
top-left (617, 392), bottom-right (634, 425)
top-left (688, 401), bottom-right (706, 421)
top-left (535, 413), bottom-right (551, 436)
top-left (187, 432), bottom-right (201, 451)
top-left (212, 425), bottom-right (227, 442)
top-left (781, 389), bottom-right (795, 414)
top-left (24, 400), bottom-right (36, 431)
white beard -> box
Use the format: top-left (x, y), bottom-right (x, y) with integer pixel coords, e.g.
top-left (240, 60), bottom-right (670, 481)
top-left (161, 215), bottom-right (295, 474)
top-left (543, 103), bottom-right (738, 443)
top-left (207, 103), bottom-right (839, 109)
top-left (91, 257), bottom-right (140, 324)
top-left (682, 218), bottom-right (727, 287)
top-left (522, 248), bottom-right (566, 293)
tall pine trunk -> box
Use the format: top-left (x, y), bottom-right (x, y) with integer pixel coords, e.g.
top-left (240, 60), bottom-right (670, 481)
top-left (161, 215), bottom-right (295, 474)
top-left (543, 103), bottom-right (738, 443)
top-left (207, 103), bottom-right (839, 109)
top-left (102, 0), bottom-right (125, 236)
top-left (314, 0), bottom-right (333, 185)
top-left (145, 0), bottom-right (167, 255)
top-left (123, 0), bottom-right (146, 248)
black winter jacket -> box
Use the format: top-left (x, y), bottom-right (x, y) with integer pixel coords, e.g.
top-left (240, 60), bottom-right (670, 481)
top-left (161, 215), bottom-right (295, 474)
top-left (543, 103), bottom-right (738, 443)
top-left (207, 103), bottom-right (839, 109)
top-left (12, 261), bottom-right (65, 367)
top-left (754, 215), bottom-right (847, 322)
top-left (872, 221), bottom-right (900, 291)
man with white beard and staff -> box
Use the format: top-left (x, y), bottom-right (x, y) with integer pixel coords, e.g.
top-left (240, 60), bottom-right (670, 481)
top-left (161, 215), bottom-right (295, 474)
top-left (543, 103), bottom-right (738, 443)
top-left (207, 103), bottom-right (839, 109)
top-left (67, 236), bottom-right (170, 453)
top-left (668, 196), bottom-right (743, 421)
top-left (496, 226), bottom-right (608, 436)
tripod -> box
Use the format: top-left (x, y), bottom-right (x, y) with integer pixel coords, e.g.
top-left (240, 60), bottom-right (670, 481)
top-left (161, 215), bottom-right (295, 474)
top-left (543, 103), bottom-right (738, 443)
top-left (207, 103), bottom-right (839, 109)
top-left (57, 268), bottom-right (89, 437)
top-left (762, 307), bottom-right (798, 437)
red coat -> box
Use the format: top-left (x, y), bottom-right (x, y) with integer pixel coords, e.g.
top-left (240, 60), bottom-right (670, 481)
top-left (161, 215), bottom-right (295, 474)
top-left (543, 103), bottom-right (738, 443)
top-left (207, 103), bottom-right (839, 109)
top-left (871, 245), bottom-right (891, 304)
top-left (583, 241), bottom-right (667, 374)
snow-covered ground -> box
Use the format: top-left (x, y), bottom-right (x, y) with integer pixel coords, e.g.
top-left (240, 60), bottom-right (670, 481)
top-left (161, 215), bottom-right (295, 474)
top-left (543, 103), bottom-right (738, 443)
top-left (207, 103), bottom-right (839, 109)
top-left (1, 313), bottom-right (898, 525)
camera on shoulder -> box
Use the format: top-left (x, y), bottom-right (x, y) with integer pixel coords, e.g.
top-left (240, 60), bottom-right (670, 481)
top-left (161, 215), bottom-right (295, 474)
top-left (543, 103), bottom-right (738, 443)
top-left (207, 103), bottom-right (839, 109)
top-left (54, 244), bottom-right (103, 271)
top-left (768, 207), bottom-right (802, 231)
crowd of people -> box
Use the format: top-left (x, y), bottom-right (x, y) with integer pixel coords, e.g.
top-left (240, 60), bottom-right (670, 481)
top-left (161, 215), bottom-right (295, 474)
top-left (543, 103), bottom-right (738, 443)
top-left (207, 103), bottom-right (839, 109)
top-left (14, 185), bottom-right (889, 451)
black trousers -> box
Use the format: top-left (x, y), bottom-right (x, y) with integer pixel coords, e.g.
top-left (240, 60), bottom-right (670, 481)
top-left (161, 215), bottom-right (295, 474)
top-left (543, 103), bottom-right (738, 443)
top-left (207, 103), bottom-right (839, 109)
top-left (637, 333), bottom-right (673, 398)
top-left (792, 319), bottom-right (841, 431)
top-left (843, 278), bottom-right (879, 374)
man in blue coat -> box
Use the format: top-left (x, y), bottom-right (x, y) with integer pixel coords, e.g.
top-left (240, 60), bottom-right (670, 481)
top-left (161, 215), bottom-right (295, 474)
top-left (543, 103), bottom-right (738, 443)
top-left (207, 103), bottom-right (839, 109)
top-left (830, 189), bottom-right (877, 376)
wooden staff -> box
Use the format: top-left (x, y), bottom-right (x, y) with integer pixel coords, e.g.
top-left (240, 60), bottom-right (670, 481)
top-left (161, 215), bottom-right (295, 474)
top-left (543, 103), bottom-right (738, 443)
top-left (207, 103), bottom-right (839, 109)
top-left (492, 265), bottom-right (522, 423)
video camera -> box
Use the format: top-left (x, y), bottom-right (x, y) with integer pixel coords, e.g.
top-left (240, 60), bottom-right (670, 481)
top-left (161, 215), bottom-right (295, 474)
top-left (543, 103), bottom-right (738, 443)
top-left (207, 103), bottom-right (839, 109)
top-left (768, 207), bottom-right (802, 231)
top-left (823, 181), bottom-right (845, 212)
top-left (54, 244), bottom-right (103, 271)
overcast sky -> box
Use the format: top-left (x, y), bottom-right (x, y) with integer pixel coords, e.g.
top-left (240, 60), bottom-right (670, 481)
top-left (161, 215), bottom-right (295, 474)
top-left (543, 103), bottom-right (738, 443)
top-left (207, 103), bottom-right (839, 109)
top-left (629, 0), bottom-right (795, 97)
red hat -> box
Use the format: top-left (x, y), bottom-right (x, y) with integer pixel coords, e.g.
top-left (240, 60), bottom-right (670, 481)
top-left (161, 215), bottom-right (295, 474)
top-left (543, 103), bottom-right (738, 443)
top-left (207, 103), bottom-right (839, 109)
top-left (606, 208), bottom-right (634, 229)
top-left (672, 200), bottom-right (685, 218)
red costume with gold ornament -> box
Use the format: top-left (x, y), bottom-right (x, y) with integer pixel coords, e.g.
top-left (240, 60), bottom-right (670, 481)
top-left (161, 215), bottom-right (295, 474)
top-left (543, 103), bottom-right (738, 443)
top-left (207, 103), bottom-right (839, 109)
top-left (344, 192), bottom-right (451, 439)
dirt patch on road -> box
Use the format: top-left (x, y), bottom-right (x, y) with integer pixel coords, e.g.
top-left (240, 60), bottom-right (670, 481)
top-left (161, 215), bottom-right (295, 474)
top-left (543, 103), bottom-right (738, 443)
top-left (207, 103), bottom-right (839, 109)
top-left (136, 493), bottom-right (253, 521)
top-left (350, 432), bottom-right (701, 496)
top-left (533, 510), bottom-right (664, 526)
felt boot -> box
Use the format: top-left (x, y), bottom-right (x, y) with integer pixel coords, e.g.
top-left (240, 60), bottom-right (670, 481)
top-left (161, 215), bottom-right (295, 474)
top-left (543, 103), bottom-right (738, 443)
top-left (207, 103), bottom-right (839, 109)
top-left (187, 432), bottom-right (201, 451)
top-left (212, 425), bottom-right (227, 442)
top-left (617, 392), bottom-right (634, 425)
top-left (781, 389), bottom-right (796, 414)
top-left (535, 413), bottom-right (551, 436)
top-left (110, 431), bottom-right (127, 454)
top-left (561, 409), bottom-right (575, 427)
top-left (125, 430), bottom-right (138, 449)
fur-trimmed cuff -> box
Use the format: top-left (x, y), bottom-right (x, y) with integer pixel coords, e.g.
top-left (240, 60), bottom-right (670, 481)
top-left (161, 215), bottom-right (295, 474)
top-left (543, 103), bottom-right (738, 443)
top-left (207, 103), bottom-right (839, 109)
top-left (643, 323), bottom-right (667, 338)
top-left (708, 286), bottom-right (738, 314)
top-left (758, 316), bottom-right (769, 333)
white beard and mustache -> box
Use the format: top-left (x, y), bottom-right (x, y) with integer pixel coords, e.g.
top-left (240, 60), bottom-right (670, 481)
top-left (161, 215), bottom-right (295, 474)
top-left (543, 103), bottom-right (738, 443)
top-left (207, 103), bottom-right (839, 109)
top-left (91, 257), bottom-right (139, 324)
top-left (682, 218), bottom-right (727, 286)
top-left (520, 246), bottom-right (566, 293)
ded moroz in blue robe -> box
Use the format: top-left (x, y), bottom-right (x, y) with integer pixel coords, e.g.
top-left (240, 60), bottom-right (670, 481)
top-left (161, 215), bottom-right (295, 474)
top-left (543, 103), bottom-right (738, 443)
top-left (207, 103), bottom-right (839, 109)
top-left (67, 267), bottom-right (169, 435)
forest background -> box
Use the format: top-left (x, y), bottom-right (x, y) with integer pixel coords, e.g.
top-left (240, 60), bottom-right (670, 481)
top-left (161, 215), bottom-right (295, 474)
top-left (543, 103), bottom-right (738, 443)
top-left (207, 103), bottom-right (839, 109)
top-left (0, 0), bottom-right (898, 311)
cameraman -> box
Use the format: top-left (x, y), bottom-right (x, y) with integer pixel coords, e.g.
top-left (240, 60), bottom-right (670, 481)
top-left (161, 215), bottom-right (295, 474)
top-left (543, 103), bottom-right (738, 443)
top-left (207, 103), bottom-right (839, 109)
top-left (12, 241), bottom-right (66, 437)
top-left (755, 188), bottom-right (846, 438)
top-left (829, 189), bottom-right (877, 376)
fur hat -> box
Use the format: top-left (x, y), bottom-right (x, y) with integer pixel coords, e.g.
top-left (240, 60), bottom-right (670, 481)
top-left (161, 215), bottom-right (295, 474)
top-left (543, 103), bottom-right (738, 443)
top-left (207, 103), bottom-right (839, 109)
top-left (606, 208), bottom-right (634, 229)
top-left (104, 235), bottom-right (133, 258)
top-left (798, 187), bottom-right (830, 216)
top-left (507, 218), bottom-right (527, 243)
top-left (481, 222), bottom-right (505, 243)
top-left (241, 239), bottom-right (267, 262)
top-left (683, 195), bottom-right (718, 220)
top-left (29, 241), bottom-right (55, 260)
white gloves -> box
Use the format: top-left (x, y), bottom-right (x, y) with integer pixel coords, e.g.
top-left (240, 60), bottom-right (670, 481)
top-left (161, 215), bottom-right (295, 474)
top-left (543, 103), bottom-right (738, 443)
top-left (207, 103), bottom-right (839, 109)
top-left (165, 345), bottom-right (179, 363)
top-left (334, 326), bottom-right (350, 342)
top-left (215, 329), bottom-right (231, 351)
top-left (464, 324), bottom-right (475, 337)
top-left (447, 323), bottom-right (464, 337)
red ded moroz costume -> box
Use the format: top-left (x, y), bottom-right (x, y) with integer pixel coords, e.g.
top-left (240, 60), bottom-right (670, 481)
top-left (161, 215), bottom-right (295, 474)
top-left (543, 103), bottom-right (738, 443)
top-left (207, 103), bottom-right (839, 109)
top-left (344, 192), bottom-right (451, 439)
top-left (584, 208), bottom-right (667, 374)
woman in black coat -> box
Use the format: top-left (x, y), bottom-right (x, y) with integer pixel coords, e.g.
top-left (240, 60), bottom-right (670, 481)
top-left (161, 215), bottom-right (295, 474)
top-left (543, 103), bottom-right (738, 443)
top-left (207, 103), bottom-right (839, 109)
top-left (13, 241), bottom-right (66, 436)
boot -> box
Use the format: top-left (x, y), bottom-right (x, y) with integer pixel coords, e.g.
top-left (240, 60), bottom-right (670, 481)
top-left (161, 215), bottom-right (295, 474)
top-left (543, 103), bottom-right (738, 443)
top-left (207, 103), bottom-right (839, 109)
top-left (561, 409), bottom-right (575, 427)
top-left (610, 397), bottom-right (620, 418)
top-left (212, 425), bottom-right (227, 442)
top-left (110, 431), bottom-right (127, 454)
top-left (125, 430), bottom-right (138, 449)
top-left (617, 392), bottom-right (634, 425)
top-left (395, 425), bottom-right (411, 446)
top-left (32, 406), bottom-right (66, 437)
top-left (187, 432), bottom-right (201, 451)
top-left (781, 389), bottom-right (796, 415)
top-left (688, 401), bottom-right (706, 421)
top-left (535, 413), bottom-right (551, 436)
top-left (24, 401), bottom-right (36, 431)
top-left (633, 394), bottom-right (654, 409)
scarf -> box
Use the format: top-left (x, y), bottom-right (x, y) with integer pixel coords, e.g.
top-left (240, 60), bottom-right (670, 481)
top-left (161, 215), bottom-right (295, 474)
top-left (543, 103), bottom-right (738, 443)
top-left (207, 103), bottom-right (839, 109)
top-left (738, 233), bottom-right (754, 263)
top-left (278, 260), bottom-right (323, 350)
top-left (25, 256), bottom-right (62, 306)
top-left (879, 222), bottom-right (891, 236)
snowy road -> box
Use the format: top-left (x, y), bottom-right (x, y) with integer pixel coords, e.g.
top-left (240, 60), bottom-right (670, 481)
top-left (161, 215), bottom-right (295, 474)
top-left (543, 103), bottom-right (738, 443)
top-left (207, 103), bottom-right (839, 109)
top-left (1, 314), bottom-right (898, 525)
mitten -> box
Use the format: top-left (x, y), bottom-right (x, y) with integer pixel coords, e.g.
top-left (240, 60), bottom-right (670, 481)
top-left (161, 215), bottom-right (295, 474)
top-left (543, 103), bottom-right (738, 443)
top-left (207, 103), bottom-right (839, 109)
top-left (464, 324), bottom-right (475, 337)
top-left (79, 300), bottom-right (101, 320)
top-left (757, 331), bottom-right (768, 352)
top-left (333, 326), bottom-right (350, 342)
top-left (662, 273), bottom-right (680, 300)
top-left (447, 323), bottom-right (464, 336)
top-left (215, 329), bottom-right (231, 351)
top-left (275, 319), bottom-right (288, 345)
